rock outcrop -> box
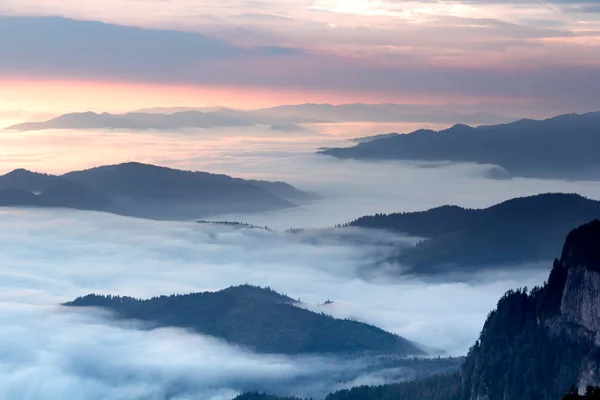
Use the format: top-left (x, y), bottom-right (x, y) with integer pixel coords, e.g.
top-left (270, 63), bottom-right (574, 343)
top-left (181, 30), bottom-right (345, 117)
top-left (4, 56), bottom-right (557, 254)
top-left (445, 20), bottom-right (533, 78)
top-left (559, 220), bottom-right (600, 345)
top-left (462, 219), bottom-right (600, 400)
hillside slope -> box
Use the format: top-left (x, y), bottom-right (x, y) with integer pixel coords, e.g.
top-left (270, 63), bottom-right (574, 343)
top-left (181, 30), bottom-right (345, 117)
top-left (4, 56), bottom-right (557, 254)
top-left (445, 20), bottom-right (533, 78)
top-left (348, 193), bottom-right (600, 273)
top-left (320, 112), bottom-right (600, 180)
top-left (0, 162), bottom-right (308, 220)
top-left (64, 285), bottom-right (424, 356)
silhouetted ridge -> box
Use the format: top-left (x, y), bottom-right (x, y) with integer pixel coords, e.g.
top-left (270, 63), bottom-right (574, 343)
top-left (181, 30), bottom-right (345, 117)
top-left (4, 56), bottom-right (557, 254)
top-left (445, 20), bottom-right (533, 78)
top-left (348, 204), bottom-right (472, 237)
top-left (320, 111), bottom-right (600, 180)
top-left (63, 162), bottom-right (292, 203)
top-left (5, 110), bottom-right (254, 131)
top-left (0, 168), bottom-right (56, 192)
top-left (561, 219), bottom-right (600, 272)
top-left (347, 193), bottom-right (600, 273)
top-left (0, 162), bottom-right (310, 220)
top-left (64, 285), bottom-right (423, 356)
top-left (233, 394), bottom-right (303, 400)
top-left (219, 284), bottom-right (297, 304)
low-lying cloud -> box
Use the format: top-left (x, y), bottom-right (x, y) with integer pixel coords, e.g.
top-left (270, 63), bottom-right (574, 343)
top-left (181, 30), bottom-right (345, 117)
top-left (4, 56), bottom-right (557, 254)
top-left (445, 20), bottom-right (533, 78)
top-left (4, 124), bottom-right (600, 230)
top-left (2, 121), bottom-right (600, 398)
top-left (0, 305), bottom-right (370, 399)
top-left (0, 207), bottom-right (550, 399)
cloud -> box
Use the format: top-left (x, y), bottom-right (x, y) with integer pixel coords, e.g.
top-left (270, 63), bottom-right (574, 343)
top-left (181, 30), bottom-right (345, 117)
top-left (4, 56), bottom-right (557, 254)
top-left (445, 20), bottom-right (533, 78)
top-left (4, 123), bottom-right (600, 227)
top-left (0, 16), bottom-right (304, 79)
top-left (0, 304), bottom-right (368, 399)
top-left (0, 4), bottom-right (599, 108)
top-left (0, 208), bottom-right (425, 399)
top-left (2, 124), bottom-right (600, 397)
top-left (0, 207), bottom-right (551, 351)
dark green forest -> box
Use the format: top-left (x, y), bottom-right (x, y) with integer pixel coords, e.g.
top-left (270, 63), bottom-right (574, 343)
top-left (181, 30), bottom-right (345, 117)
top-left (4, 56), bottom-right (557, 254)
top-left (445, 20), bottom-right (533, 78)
top-left (347, 193), bottom-right (600, 273)
top-left (64, 284), bottom-right (423, 355)
top-left (0, 162), bottom-right (306, 220)
top-left (320, 112), bottom-right (600, 181)
top-left (562, 386), bottom-right (600, 399)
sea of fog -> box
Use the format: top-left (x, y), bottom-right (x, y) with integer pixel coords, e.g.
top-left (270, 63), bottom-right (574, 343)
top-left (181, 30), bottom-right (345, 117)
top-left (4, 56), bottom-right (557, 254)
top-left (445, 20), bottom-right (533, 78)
top-left (1, 121), bottom-right (600, 398)
top-left (2, 123), bottom-right (600, 228)
top-left (0, 208), bottom-right (549, 399)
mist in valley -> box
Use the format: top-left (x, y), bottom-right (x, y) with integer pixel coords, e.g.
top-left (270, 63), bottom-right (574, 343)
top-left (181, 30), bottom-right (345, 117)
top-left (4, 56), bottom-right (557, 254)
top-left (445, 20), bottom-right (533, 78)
top-left (2, 118), bottom-right (600, 399)
top-left (1, 1), bottom-right (599, 398)
top-left (3, 123), bottom-right (600, 228)
top-left (0, 207), bottom-right (552, 399)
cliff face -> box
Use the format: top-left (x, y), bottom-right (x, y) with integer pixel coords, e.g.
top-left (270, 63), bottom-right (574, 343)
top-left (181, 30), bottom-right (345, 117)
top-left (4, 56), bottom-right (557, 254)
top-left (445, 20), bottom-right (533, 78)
top-left (462, 219), bottom-right (600, 400)
top-left (559, 220), bottom-right (600, 345)
top-left (560, 266), bottom-right (600, 344)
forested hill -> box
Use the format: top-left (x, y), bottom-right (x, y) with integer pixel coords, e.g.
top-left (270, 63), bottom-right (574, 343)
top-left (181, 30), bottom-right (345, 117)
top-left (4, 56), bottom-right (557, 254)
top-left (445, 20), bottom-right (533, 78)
top-left (232, 373), bottom-right (462, 400)
top-left (233, 219), bottom-right (600, 400)
top-left (348, 193), bottom-right (600, 273)
top-left (0, 162), bottom-right (309, 220)
top-left (233, 394), bottom-right (304, 400)
top-left (319, 111), bottom-right (600, 181)
top-left (64, 284), bottom-right (423, 356)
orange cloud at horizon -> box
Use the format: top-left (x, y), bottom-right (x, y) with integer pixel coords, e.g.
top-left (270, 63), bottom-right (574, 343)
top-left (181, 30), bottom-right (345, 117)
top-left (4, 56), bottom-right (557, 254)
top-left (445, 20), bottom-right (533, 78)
top-left (0, 77), bottom-right (385, 114)
top-left (0, 76), bottom-right (521, 115)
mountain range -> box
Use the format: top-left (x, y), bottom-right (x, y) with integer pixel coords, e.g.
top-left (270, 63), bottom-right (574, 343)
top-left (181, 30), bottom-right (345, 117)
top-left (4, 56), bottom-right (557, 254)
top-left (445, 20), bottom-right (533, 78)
top-left (232, 218), bottom-right (600, 399)
top-left (320, 111), bottom-right (600, 181)
top-left (348, 132), bottom-right (400, 143)
top-left (0, 162), bottom-right (311, 220)
top-left (4, 103), bottom-right (521, 132)
top-left (347, 193), bottom-right (600, 274)
top-left (64, 284), bottom-right (424, 356)
top-left (246, 103), bottom-right (516, 125)
top-left (5, 110), bottom-right (255, 131)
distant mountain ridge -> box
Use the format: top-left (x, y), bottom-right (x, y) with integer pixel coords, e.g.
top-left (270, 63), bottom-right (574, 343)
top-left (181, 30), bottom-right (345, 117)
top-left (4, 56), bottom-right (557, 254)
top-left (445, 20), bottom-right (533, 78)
top-left (64, 284), bottom-right (424, 356)
top-left (348, 133), bottom-right (400, 143)
top-left (320, 111), bottom-right (600, 181)
top-left (347, 193), bottom-right (600, 274)
top-left (5, 110), bottom-right (254, 131)
top-left (0, 162), bottom-right (310, 220)
top-left (248, 103), bottom-right (517, 125)
top-left (4, 103), bottom-right (520, 131)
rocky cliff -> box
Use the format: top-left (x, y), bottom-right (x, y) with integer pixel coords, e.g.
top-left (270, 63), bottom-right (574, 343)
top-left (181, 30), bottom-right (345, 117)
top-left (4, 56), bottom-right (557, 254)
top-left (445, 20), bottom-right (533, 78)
top-left (560, 267), bottom-right (600, 343)
top-left (462, 219), bottom-right (600, 400)
top-left (559, 221), bottom-right (600, 345)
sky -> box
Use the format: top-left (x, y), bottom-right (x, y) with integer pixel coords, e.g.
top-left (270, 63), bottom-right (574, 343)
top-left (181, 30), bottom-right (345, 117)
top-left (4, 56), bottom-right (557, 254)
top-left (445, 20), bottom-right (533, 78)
top-left (1, 0), bottom-right (600, 113)
top-left (1, 2), bottom-right (599, 398)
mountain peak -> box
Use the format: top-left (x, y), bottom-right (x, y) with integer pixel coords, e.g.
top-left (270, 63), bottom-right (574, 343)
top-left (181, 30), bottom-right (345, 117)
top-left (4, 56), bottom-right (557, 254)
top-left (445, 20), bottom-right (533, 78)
top-left (4, 168), bottom-right (37, 176)
top-left (220, 284), bottom-right (297, 304)
top-left (561, 219), bottom-right (600, 272)
top-left (319, 111), bottom-right (600, 181)
top-left (448, 123), bottom-right (473, 130)
top-left (65, 285), bottom-right (423, 356)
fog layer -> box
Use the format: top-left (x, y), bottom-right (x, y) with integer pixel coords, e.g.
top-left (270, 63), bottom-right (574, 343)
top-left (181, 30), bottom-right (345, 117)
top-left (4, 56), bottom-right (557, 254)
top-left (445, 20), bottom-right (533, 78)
top-left (0, 118), bottom-right (596, 398)
top-left (0, 208), bottom-right (546, 353)
top-left (3, 124), bottom-right (600, 229)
